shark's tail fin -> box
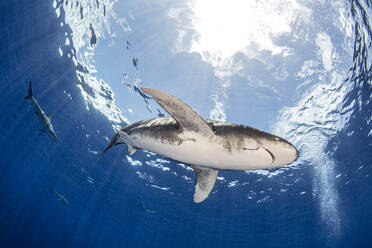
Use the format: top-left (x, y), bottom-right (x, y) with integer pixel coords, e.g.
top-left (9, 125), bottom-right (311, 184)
top-left (24, 81), bottom-right (33, 99)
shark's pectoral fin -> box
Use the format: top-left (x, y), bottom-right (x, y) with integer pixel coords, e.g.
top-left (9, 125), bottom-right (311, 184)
top-left (127, 145), bottom-right (137, 155)
top-left (191, 166), bottom-right (218, 203)
top-left (141, 87), bottom-right (215, 137)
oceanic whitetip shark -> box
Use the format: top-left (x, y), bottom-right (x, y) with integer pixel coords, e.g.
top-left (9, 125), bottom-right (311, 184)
top-left (24, 81), bottom-right (57, 141)
top-left (101, 88), bottom-right (298, 203)
top-left (49, 186), bottom-right (70, 205)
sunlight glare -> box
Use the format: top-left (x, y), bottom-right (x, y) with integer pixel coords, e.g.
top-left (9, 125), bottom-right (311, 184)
top-left (190, 0), bottom-right (302, 60)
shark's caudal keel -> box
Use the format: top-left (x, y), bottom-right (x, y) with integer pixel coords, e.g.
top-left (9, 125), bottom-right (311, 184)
top-left (101, 88), bottom-right (298, 203)
top-left (25, 81), bottom-right (57, 141)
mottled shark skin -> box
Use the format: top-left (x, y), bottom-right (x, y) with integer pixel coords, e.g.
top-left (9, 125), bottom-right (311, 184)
top-left (25, 81), bottom-right (57, 141)
top-left (101, 87), bottom-right (298, 203)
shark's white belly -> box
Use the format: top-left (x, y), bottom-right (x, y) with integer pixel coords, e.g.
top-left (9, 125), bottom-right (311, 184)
top-left (132, 132), bottom-right (289, 170)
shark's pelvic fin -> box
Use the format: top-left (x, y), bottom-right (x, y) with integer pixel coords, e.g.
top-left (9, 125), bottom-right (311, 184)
top-left (191, 166), bottom-right (219, 203)
top-left (127, 145), bottom-right (137, 155)
top-left (141, 87), bottom-right (215, 137)
top-left (24, 81), bottom-right (33, 99)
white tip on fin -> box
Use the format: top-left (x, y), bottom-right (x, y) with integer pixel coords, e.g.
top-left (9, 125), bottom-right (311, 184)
top-left (141, 87), bottom-right (215, 137)
top-left (191, 166), bottom-right (219, 203)
top-left (127, 145), bottom-right (137, 155)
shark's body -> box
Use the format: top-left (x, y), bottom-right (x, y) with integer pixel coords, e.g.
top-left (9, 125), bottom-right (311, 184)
top-left (102, 88), bottom-right (298, 202)
top-left (123, 117), bottom-right (296, 170)
top-left (50, 186), bottom-right (69, 205)
top-left (25, 81), bottom-right (57, 141)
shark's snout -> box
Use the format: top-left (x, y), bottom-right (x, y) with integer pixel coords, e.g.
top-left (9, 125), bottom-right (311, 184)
top-left (49, 130), bottom-right (58, 142)
top-left (260, 138), bottom-right (298, 167)
top-left (273, 140), bottom-right (298, 165)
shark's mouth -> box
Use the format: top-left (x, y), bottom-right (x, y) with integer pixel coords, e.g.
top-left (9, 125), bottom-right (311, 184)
top-left (243, 146), bottom-right (275, 163)
top-left (261, 147), bottom-right (275, 163)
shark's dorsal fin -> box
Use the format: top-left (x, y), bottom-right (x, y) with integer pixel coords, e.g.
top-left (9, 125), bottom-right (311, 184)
top-left (127, 145), bottom-right (137, 155)
top-left (141, 87), bottom-right (215, 137)
top-left (191, 166), bottom-right (219, 203)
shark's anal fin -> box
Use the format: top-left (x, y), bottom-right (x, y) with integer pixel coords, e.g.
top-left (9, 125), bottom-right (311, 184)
top-left (191, 166), bottom-right (219, 203)
top-left (141, 87), bottom-right (215, 137)
top-left (127, 145), bottom-right (137, 155)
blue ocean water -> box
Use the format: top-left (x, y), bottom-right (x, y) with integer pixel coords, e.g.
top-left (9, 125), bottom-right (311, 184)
top-left (0, 0), bottom-right (371, 247)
